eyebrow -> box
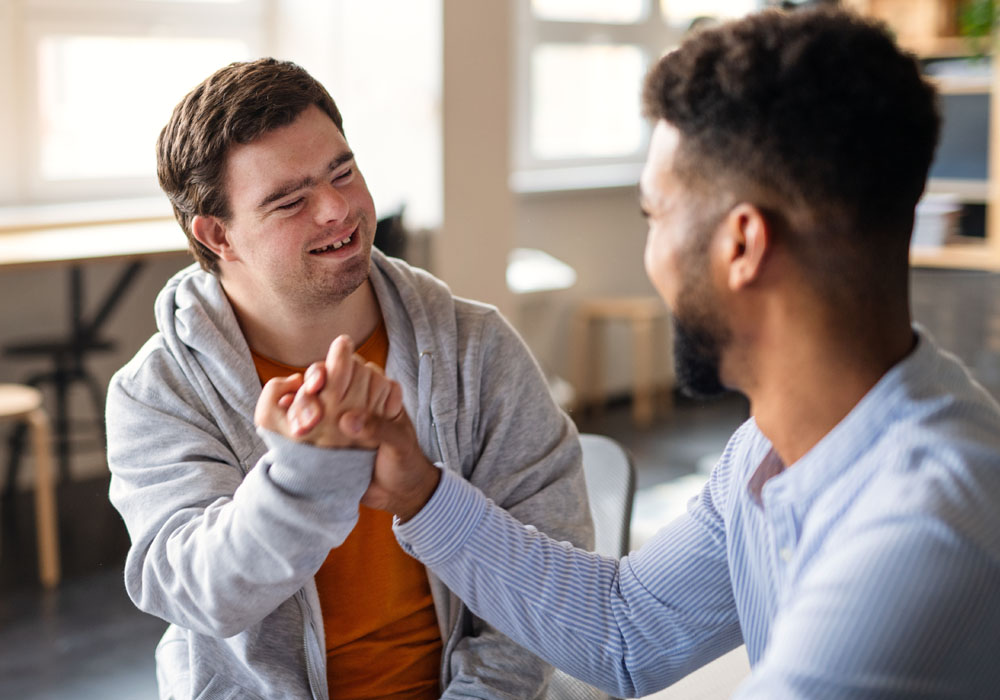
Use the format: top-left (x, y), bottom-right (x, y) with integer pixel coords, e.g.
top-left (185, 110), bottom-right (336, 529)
top-left (256, 151), bottom-right (355, 211)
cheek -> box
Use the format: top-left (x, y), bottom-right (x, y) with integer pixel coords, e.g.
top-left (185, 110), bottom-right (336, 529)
top-left (351, 177), bottom-right (377, 217)
top-left (644, 226), bottom-right (675, 303)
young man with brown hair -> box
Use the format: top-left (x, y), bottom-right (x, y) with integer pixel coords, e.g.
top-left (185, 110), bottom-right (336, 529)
top-left (276, 8), bottom-right (1000, 698)
top-left (106, 58), bottom-right (592, 699)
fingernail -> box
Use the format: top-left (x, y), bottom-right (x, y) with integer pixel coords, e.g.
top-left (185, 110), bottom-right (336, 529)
top-left (346, 415), bottom-right (363, 434)
top-left (290, 418), bottom-right (301, 434)
top-left (305, 365), bottom-right (320, 386)
top-left (302, 405), bottom-right (315, 422)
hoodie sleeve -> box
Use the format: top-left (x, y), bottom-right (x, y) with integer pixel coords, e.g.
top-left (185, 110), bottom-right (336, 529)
top-left (441, 306), bottom-right (595, 698)
top-left (107, 345), bottom-right (373, 638)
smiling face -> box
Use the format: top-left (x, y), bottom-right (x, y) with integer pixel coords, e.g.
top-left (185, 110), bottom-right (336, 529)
top-left (203, 104), bottom-right (377, 316)
top-left (640, 121), bottom-right (732, 397)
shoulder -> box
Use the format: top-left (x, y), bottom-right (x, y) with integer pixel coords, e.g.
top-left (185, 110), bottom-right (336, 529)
top-left (845, 337), bottom-right (1000, 542)
top-left (374, 251), bottom-right (522, 359)
top-left (111, 332), bottom-right (178, 395)
top-left (108, 333), bottom-right (206, 426)
top-left (857, 417), bottom-right (1000, 555)
top-left (802, 399), bottom-right (1000, 599)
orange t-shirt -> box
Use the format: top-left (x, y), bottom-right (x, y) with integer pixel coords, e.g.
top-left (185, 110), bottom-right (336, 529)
top-left (252, 321), bottom-right (442, 699)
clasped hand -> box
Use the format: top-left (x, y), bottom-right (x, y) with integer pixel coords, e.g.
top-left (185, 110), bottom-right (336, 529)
top-left (254, 335), bottom-right (441, 520)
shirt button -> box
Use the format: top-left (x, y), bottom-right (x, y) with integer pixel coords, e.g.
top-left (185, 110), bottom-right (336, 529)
top-left (779, 547), bottom-right (793, 562)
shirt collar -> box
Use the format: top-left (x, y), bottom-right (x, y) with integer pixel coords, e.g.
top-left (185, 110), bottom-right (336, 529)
top-left (753, 325), bottom-right (939, 509)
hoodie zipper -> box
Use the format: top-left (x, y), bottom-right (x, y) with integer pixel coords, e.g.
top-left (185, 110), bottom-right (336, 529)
top-left (298, 592), bottom-right (324, 700)
top-left (419, 348), bottom-right (455, 690)
top-left (419, 350), bottom-right (444, 463)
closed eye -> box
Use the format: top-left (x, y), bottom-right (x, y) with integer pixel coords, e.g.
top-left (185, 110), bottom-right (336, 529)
top-left (334, 168), bottom-right (353, 182)
top-left (276, 198), bottom-right (303, 211)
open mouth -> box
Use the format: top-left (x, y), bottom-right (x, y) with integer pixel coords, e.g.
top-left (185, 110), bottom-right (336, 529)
top-left (309, 231), bottom-right (354, 254)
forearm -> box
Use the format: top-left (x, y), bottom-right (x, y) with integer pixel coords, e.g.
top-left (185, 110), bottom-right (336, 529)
top-left (113, 429), bottom-right (372, 636)
top-left (396, 469), bottom-right (638, 697)
top-left (397, 470), bottom-right (744, 698)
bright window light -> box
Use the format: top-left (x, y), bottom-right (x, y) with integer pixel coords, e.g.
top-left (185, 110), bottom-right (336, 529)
top-left (530, 44), bottom-right (644, 160)
top-left (37, 35), bottom-right (250, 181)
top-left (660, 0), bottom-right (759, 26)
top-left (531, 0), bottom-right (645, 23)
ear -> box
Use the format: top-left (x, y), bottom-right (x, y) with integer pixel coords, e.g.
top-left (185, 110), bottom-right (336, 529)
top-left (191, 215), bottom-right (239, 262)
top-left (719, 203), bottom-right (769, 291)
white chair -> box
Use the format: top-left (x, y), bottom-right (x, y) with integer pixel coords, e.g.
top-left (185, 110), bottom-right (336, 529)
top-left (547, 433), bottom-right (636, 700)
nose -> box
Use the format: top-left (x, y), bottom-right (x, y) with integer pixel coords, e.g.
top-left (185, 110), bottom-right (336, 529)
top-left (314, 182), bottom-right (350, 224)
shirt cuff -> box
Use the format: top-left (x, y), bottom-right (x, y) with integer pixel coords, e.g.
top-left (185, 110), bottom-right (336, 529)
top-left (256, 426), bottom-right (375, 501)
top-left (394, 468), bottom-right (488, 566)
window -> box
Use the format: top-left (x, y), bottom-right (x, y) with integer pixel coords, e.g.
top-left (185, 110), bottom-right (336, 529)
top-left (513, 0), bottom-right (761, 192)
top-left (1, 0), bottom-right (442, 230)
top-left (1, 0), bottom-right (263, 207)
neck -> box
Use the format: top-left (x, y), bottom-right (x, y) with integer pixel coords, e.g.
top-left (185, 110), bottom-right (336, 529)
top-left (741, 305), bottom-right (914, 468)
top-left (225, 279), bottom-right (380, 367)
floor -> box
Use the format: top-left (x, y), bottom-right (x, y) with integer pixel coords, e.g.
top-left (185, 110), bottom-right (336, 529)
top-left (0, 391), bottom-right (749, 700)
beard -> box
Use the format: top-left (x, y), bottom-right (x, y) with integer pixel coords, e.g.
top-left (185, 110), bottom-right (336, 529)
top-left (671, 281), bottom-right (730, 399)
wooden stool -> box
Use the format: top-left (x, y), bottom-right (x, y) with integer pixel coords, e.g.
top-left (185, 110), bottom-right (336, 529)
top-left (571, 297), bottom-right (672, 426)
top-left (0, 384), bottom-right (60, 588)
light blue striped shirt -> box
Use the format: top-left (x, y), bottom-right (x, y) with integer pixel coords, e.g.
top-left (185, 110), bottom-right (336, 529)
top-left (396, 329), bottom-right (1000, 698)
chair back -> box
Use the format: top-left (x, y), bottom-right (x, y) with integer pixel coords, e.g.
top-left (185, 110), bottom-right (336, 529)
top-left (579, 433), bottom-right (636, 559)
top-left (547, 433), bottom-right (636, 700)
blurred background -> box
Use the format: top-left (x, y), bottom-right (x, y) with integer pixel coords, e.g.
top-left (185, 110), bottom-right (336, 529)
top-left (1, 1), bottom-right (998, 698)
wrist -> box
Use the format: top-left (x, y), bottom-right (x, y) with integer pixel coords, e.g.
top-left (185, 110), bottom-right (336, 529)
top-left (396, 466), bottom-right (441, 523)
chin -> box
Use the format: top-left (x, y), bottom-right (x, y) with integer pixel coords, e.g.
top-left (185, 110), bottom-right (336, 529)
top-left (672, 317), bottom-right (728, 399)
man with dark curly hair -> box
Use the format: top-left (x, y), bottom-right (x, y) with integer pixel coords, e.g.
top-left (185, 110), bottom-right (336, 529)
top-left (271, 6), bottom-right (1000, 698)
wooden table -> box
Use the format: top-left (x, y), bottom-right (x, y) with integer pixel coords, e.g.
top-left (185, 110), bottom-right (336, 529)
top-left (0, 217), bottom-right (189, 266)
top-left (0, 218), bottom-right (190, 488)
top-left (0, 217), bottom-right (189, 345)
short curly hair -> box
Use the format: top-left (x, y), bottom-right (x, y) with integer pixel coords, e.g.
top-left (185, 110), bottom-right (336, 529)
top-left (156, 58), bottom-right (344, 273)
top-left (643, 8), bottom-right (940, 262)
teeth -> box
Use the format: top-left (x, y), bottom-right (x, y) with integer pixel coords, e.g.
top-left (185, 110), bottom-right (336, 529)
top-left (311, 233), bottom-right (352, 254)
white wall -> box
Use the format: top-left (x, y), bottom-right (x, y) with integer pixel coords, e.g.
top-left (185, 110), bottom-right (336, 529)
top-left (0, 0), bottom-right (21, 206)
top-left (513, 187), bottom-right (674, 394)
top-left (436, 0), bottom-right (514, 320)
top-left (433, 0), bottom-right (671, 394)
top-left (273, 0), bottom-right (443, 231)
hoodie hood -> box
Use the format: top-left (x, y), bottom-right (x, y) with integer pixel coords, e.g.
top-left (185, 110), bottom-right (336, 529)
top-left (152, 249), bottom-right (475, 469)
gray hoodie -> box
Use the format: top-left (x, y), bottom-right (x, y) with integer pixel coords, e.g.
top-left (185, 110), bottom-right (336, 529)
top-left (107, 249), bottom-right (594, 700)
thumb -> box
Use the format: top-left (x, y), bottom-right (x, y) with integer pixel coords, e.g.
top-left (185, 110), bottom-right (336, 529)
top-left (255, 373), bottom-right (304, 427)
top-left (339, 408), bottom-right (413, 450)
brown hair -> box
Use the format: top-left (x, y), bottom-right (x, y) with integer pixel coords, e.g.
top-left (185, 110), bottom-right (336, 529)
top-left (156, 58), bottom-right (344, 273)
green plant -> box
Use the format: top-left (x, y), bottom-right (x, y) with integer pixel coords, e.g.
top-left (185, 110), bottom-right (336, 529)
top-left (960, 0), bottom-right (998, 55)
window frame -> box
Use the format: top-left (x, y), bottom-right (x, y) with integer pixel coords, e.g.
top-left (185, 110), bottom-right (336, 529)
top-left (1, 0), bottom-right (266, 207)
top-left (512, 0), bottom-right (685, 193)
top-left (512, 0), bottom-right (765, 193)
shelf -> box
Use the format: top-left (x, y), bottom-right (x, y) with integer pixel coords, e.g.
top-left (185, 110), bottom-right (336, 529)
top-left (902, 36), bottom-right (977, 59)
top-left (928, 74), bottom-right (992, 95)
top-left (926, 178), bottom-right (990, 203)
top-left (0, 197), bottom-right (173, 233)
top-left (850, 1), bottom-right (1000, 272)
top-left (910, 241), bottom-right (1000, 270)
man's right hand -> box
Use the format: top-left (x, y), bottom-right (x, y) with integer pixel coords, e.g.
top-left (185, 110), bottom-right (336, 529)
top-left (255, 335), bottom-right (403, 449)
top-left (256, 334), bottom-right (440, 519)
top-left (341, 406), bottom-right (441, 523)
